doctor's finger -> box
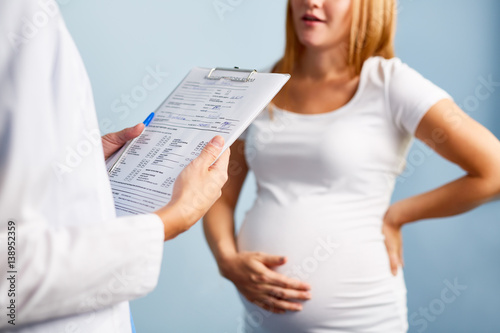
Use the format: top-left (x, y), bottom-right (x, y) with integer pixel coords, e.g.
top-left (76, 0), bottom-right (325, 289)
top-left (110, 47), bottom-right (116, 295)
top-left (120, 123), bottom-right (144, 141)
top-left (104, 123), bottom-right (144, 144)
top-left (196, 136), bottom-right (225, 167)
top-left (210, 147), bottom-right (230, 174)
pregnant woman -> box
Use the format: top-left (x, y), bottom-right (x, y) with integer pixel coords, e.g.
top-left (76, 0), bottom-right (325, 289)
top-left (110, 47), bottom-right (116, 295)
top-left (204, 0), bottom-right (500, 331)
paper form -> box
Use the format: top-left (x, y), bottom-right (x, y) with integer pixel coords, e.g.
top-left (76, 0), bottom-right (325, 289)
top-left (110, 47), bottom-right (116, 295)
top-left (106, 67), bottom-right (289, 216)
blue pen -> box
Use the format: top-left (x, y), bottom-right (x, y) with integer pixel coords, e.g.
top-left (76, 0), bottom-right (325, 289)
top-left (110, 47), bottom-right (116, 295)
top-left (107, 112), bottom-right (155, 174)
top-left (143, 112), bottom-right (155, 127)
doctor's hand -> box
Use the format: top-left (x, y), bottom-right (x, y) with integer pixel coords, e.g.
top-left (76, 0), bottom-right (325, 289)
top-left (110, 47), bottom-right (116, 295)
top-left (101, 123), bottom-right (145, 160)
top-left (155, 135), bottom-right (230, 241)
top-left (382, 204), bottom-right (404, 276)
top-left (219, 252), bottom-right (312, 314)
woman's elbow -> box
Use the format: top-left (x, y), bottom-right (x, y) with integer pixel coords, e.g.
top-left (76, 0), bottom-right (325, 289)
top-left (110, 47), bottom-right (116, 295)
top-left (492, 173), bottom-right (500, 200)
top-left (483, 163), bottom-right (500, 200)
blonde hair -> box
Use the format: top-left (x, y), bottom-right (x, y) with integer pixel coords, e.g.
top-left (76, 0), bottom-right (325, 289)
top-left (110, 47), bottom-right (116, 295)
top-left (274, 0), bottom-right (397, 76)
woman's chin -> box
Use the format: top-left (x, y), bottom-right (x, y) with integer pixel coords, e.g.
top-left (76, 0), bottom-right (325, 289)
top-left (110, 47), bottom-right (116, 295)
top-left (298, 37), bottom-right (325, 49)
top-left (297, 33), bottom-right (336, 49)
top-left (298, 36), bottom-right (349, 53)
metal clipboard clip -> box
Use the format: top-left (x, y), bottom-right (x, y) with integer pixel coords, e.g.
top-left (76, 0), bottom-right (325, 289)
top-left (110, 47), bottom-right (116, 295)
top-left (206, 67), bottom-right (257, 82)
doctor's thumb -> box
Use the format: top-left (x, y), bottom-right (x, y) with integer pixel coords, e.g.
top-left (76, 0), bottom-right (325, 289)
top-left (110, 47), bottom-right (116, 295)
top-left (197, 136), bottom-right (225, 166)
top-left (122, 123), bottom-right (145, 141)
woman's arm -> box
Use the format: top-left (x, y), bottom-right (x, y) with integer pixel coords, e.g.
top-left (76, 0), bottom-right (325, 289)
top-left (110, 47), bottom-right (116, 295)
top-left (203, 140), bottom-right (249, 263)
top-left (391, 99), bottom-right (500, 223)
top-left (383, 99), bottom-right (500, 274)
top-left (203, 140), bottom-right (311, 314)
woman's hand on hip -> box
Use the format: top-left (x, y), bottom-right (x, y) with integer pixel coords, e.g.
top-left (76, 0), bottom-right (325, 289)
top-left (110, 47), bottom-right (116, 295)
top-left (219, 251), bottom-right (312, 314)
top-left (382, 204), bottom-right (404, 276)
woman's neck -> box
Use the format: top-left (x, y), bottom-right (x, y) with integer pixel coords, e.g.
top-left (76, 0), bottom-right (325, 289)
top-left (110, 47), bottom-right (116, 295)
top-left (296, 45), bottom-right (354, 81)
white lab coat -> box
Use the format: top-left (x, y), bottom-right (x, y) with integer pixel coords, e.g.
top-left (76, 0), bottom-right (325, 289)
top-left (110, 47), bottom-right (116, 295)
top-left (0, 0), bottom-right (165, 331)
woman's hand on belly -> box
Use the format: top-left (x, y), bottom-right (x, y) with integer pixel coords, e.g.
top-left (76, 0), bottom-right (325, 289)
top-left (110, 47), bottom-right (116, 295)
top-left (219, 251), bottom-right (312, 314)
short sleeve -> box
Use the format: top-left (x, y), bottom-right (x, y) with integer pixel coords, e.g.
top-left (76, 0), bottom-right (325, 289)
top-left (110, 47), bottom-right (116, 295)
top-left (386, 58), bottom-right (452, 135)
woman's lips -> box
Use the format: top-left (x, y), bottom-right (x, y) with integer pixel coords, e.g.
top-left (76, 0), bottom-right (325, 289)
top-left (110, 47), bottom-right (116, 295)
top-left (302, 14), bottom-right (326, 26)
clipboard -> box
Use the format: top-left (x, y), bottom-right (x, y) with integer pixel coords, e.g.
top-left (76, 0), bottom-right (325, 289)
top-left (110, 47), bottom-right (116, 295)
top-left (106, 66), bottom-right (290, 217)
top-left (106, 67), bottom-right (260, 174)
top-left (206, 67), bottom-right (257, 82)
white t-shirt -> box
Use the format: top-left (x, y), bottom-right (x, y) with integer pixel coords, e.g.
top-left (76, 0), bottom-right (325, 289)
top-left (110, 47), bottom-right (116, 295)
top-left (236, 56), bottom-right (451, 332)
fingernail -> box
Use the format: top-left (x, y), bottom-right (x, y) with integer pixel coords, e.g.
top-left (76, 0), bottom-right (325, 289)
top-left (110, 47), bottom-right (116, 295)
top-left (210, 136), bottom-right (224, 148)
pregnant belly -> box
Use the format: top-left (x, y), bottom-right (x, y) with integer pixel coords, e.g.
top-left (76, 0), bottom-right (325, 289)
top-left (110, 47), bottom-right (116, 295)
top-left (236, 204), bottom-right (408, 333)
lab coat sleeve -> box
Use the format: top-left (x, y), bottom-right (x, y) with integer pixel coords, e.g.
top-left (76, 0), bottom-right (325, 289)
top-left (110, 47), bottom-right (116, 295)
top-left (0, 215), bottom-right (165, 328)
top-left (0, 0), bottom-right (167, 328)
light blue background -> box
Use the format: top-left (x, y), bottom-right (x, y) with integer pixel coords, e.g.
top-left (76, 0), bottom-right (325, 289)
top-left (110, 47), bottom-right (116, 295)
top-left (60, 0), bottom-right (500, 332)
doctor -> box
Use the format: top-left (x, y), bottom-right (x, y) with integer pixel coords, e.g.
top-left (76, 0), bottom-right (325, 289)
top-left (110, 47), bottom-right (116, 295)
top-left (0, 0), bottom-right (230, 332)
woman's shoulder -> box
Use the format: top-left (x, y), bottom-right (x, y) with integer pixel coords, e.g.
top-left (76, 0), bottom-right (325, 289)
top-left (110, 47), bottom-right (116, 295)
top-left (366, 55), bottom-right (403, 66)
top-left (364, 57), bottom-right (452, 135)
top-left (363, 56), bottom-right (417, 82)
